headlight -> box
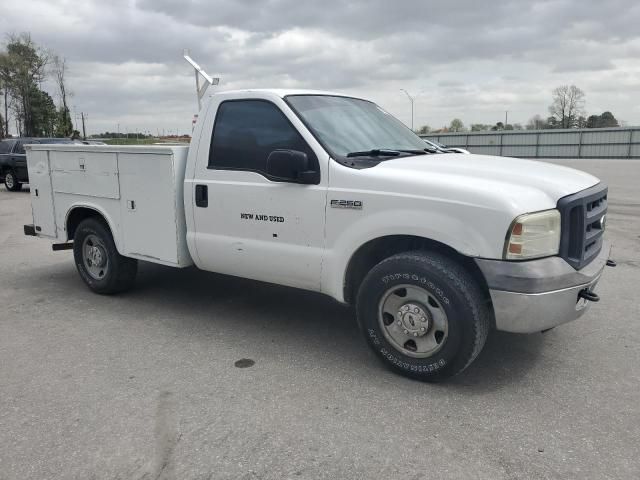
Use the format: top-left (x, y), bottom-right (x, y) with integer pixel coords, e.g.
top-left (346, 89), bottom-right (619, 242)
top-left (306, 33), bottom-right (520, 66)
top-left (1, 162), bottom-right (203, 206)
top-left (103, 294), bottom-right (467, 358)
top-left (504, 209), bottom-right (561, 260)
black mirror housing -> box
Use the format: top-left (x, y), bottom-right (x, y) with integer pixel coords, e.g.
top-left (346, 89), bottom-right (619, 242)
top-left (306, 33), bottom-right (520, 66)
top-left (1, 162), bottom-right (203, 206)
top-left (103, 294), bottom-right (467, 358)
top-left (266, 149), bottom-right (318, 184)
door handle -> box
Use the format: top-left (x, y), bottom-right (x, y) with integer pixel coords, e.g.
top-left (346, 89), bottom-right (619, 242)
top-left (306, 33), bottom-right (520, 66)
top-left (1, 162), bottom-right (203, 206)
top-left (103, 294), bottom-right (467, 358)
top-left (195, 184), bottom-right (208, 207)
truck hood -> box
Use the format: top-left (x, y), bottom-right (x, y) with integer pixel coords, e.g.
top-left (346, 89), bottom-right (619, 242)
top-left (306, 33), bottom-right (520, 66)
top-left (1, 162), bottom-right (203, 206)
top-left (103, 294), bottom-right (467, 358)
top-left (373, 153), bottom-right (599, 205)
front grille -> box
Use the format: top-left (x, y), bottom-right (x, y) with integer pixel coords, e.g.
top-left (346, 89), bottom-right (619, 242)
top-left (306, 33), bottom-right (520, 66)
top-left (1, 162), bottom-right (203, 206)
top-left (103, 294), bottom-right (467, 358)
top-left (557, 183), bottom-right (607, 270)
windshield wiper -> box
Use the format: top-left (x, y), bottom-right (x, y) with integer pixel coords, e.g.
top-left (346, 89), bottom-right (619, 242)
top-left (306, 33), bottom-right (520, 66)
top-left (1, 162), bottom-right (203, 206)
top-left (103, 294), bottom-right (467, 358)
top-left (346, 149), bottom-right (402, 158)
top-left (397, 148), bottom-right (437, 155)
top-left (346, 147), bottom-right (440, 159)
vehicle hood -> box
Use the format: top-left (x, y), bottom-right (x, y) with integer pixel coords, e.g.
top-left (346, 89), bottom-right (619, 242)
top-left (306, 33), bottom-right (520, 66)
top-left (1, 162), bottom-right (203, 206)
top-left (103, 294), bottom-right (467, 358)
top-left (372, 153), bottom-right (599, 207)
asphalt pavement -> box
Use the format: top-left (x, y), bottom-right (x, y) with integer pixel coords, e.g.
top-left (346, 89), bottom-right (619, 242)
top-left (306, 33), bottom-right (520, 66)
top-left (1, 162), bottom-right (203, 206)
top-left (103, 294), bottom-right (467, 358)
top-left (0, 159), bottom-right (639, 479)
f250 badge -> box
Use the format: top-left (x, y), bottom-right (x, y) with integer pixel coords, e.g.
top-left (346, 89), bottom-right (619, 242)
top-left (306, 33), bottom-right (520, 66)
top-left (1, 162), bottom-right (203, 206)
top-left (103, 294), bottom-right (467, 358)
top-left (330, 199), bottom-right (363, 210)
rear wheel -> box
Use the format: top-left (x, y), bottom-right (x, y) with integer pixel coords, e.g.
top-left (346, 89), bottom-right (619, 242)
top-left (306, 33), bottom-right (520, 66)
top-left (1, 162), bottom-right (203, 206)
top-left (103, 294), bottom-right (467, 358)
top-left (4, 170), bottom-right (22, 191)
top-left (356, 251), bottom-right (490, 381)
top-left (73, 218), bottom-right (137, 294)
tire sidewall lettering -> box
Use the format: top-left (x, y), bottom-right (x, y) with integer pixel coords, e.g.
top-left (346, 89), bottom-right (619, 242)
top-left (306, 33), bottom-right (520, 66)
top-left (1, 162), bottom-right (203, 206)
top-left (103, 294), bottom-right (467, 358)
top-left (368, 318), bottom-right (447, 373)
top-left (381, 272), bottom-right (450, 305)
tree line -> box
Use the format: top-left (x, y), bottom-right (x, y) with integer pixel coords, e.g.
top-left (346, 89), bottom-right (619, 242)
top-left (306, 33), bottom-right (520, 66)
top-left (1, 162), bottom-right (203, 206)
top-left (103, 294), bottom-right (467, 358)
top-left (418, 85), bottom-right (621, 134)
top-left (0, 33), bottom-right (75, 139)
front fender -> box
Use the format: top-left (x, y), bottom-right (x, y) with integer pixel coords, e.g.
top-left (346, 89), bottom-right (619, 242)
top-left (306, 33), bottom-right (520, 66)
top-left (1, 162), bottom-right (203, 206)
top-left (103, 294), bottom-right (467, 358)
top-left (321, 208), bottom-right (495, 302)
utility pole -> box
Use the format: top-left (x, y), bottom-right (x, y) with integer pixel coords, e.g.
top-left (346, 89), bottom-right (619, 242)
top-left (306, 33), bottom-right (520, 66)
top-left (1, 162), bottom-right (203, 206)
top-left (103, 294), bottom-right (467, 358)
top-left (81, 112), bottom-right (87, 140)
top-left (505, 111), bottom-right (509, 126)
top-left (400, 89), bottom-right (415, 130)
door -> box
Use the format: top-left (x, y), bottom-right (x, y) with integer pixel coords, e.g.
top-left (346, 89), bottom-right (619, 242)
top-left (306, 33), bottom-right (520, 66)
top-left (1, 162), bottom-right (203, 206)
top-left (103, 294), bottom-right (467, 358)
top-left (191, 98), bottom-right (327, 292)
top-left (27, 149), bottom-right (57, 237)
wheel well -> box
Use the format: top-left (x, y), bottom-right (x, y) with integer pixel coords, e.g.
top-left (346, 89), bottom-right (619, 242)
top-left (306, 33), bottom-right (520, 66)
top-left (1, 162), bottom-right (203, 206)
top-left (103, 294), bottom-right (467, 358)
top-left (343, 235), bottom-right (491, 306)
top-left (66, 207), bottom-right (109, 241)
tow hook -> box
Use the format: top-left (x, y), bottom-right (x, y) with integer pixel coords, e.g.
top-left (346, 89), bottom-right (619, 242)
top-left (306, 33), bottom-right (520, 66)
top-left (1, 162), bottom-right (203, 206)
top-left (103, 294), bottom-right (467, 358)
top-left (578, 289), bottom-right (600, 302)
top-left (606, 259), bottom-right (617, 267)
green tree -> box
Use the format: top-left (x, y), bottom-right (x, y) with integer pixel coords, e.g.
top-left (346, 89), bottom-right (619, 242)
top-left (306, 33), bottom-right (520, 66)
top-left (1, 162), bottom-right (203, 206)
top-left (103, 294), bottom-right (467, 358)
top-left (417, 125), bottom-right (431, 134)
top-left (3, 33), bottom-right (49, 136)
top-left (598, 111), bottom-right (619, 128)
top-left (55, 106), bottom-right (73, 137)
top-left (30, 87), bottom-right (56, 136)
top-left (545, 116), bottom-right (559, 129)
top-left (586, 114), bottom-right (599, 128)
top-left (585, 112), bottom-right (619, 128)
top-left (449, 118), bottom-right (464, 132)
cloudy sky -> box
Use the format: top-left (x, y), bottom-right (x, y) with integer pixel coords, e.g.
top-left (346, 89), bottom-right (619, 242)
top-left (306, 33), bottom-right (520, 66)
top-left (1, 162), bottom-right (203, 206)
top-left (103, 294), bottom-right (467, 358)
top-left (2, 0), bottom-right (639, 135)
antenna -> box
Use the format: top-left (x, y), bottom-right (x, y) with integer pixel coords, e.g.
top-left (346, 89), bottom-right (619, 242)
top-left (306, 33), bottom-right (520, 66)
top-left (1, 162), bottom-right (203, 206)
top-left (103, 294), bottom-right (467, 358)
top-left (183, 49), bottom-right (220, 111)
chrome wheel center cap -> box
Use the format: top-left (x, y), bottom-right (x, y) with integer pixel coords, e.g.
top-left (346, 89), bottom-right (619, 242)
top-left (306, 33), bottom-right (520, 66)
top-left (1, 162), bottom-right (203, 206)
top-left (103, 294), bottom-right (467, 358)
top-left (397, 303), bottom-right (430, 336)
top-left (89, 246), bottom-right (104, 267)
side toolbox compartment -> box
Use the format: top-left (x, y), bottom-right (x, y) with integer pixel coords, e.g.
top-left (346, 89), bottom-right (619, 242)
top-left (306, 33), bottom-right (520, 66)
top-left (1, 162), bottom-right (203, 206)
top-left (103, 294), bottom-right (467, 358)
top-left (118, 149), bottom-right (192, 267)
top-left (26, 148), bottom-right (57, 237)
top-left (50, 150), bottom-right (120, 199)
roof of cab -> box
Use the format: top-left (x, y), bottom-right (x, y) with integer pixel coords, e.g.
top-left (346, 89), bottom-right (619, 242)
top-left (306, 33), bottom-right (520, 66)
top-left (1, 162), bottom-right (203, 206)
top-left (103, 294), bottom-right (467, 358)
top-left (210, 88), bottom-right (363, 100)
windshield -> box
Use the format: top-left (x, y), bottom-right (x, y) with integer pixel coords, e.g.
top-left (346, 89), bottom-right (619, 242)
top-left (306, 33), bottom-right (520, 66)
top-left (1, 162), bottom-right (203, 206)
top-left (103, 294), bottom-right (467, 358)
top-left (285, 95), bottom-right (429, 158)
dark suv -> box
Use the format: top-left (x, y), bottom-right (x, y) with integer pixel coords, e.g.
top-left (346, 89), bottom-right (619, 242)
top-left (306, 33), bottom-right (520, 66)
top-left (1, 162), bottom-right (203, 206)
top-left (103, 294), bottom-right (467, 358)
top-left (0, 138), bottom-right (76, 191)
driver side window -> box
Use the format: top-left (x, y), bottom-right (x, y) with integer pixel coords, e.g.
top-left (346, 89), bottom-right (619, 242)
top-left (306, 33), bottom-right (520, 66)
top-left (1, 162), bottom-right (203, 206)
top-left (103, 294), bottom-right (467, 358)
top-left (208, 100), bottom-right (317, 176)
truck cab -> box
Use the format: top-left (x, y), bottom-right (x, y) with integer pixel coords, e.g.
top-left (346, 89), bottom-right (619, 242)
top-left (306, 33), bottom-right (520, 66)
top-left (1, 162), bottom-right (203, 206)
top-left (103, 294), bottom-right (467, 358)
top-left (24, 89), bottom-right (613, 381)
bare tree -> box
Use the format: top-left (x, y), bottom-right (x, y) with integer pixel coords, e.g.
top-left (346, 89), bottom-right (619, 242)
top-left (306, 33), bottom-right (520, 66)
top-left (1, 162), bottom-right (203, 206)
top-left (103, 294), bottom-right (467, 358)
top-left (548, 85), bottom-right (585, 128)
top-left (0, 52), bottom-right (11, 137)
top-left (51, 54), bottom-right (73, 136)
top-left (526, 114), bottom-right (546, 130)
top-left (52, 55), bottom-right (69, 110)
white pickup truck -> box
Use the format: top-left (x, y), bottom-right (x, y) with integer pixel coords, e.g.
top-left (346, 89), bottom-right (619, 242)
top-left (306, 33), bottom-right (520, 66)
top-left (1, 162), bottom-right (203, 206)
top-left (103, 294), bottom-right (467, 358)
top-left (24, 89), bottom-right (613, 381)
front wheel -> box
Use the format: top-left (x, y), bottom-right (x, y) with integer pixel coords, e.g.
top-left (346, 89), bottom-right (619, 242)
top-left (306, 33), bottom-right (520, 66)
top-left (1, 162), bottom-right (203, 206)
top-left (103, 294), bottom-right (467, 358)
top-left (356, 251), bottom-right (490, 381)
top-left (73, 218), bottom-right (138, 294)
top-left (4, 170), bottom-right (22, 191)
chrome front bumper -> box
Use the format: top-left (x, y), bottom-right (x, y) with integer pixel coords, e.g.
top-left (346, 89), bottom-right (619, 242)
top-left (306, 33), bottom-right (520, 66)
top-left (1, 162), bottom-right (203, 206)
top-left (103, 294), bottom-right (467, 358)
top-left (475, 241), bottom-right (611, 334)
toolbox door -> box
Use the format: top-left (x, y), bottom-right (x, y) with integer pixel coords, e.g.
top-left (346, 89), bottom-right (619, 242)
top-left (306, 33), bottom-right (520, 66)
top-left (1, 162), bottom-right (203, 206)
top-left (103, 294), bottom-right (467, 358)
top-left (26, 149), bottom-right (57, 237)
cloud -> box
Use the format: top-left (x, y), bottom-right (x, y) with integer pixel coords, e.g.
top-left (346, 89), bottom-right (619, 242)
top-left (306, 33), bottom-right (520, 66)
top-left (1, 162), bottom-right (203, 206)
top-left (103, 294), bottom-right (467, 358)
top-left (1, 0), bottom-right (638, 133)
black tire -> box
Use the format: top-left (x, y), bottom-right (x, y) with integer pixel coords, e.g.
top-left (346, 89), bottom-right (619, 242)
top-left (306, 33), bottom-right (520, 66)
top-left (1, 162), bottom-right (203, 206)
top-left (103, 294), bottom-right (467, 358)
top-left (4, 170), bottom-right (22, 191)
top-left (356, 251), bottom-right (490, 382)
top-left (73, 218), bottom-right (138, 294)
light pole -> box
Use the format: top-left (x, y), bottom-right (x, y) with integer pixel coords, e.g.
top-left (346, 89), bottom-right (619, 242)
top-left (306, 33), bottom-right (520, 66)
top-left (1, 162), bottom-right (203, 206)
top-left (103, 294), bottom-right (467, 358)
top-left (400, 89), bottom-right (415, 130)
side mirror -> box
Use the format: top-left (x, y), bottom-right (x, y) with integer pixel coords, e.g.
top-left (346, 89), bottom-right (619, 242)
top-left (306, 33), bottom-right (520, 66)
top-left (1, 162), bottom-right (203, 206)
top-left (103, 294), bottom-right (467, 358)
top-left (266, 149), bottom-right (318, 184)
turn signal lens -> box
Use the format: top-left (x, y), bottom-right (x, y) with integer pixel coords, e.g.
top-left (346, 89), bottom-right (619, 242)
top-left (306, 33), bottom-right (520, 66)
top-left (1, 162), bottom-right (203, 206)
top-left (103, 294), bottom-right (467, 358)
top-left (504, 209), bottom-right (561, 260)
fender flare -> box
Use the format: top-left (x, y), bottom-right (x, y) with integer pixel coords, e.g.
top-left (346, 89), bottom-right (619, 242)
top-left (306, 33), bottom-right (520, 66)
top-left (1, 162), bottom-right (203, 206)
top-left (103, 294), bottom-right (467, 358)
top-left (65, 203), bottom-right (124, 254)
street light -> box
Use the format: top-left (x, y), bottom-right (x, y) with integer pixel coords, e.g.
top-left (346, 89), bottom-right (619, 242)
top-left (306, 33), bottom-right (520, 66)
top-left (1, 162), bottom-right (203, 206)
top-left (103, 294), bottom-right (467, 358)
top-left (400, 89), bottom-right (415, 131)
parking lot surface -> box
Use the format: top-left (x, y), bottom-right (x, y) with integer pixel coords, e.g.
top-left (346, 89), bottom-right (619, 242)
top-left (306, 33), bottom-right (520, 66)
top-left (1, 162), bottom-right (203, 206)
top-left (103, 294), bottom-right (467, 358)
top-left (1, 159), bottom-right (639, 479)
